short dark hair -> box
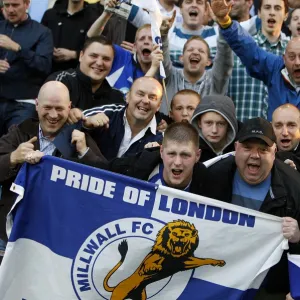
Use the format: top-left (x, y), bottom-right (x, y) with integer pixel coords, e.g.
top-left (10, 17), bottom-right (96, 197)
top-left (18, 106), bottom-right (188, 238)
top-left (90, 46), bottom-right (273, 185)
top-left (82, 36), bottom-right (115, 57)
top-left (183, 36), bottom-right (211, 59)
top-left (170, 89), bottom-right (201, 110)
top-left (258, 0), bottom-right (289, 14)
top-left (163, 121), bottom-right (199, 148)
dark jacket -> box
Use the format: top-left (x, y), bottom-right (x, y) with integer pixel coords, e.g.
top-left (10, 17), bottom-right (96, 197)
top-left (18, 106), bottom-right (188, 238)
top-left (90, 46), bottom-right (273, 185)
top-left (276, 144), bottom-right (300, 172)
top-left (203, 155), bottom-right (300, 294)
top-left (0, 16), bottom-right (53, 100)
top-left (109, 147), bottom-right (208, 196)
top-left (41, 2), bottom-right (105, 72)
top-left (84, 105), bottom-right (163, 160)
top-left (46, 67), bottom-right (124, 110)
top-left (191, 95), bottom-right (238, 162)
top-left (0, 118), bottom-right (107, 242)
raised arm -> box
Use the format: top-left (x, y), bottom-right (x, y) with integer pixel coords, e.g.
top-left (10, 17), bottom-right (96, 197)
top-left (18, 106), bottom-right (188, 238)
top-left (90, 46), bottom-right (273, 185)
top-left (210, 31), bottom-right (233, 95)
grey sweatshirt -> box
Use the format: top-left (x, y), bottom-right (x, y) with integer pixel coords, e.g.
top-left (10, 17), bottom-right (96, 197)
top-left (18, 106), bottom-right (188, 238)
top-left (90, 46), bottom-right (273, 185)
top-left (191, 95), bottom-right (238, 156)
top-left (160, 32), bottom-right (233, 115)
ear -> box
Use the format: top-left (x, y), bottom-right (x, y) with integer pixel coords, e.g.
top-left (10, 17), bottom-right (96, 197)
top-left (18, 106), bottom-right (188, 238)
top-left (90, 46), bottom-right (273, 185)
top-left (35, 98), bottom-right (38, 111)
top-left (179, 55), bottom-right (184, 64)
top-left (284, 12), bottom-right (288, 22)
top-left (206, 58), bottom-right (212, 67)
top-left (258, 9), bottom-right (261, 19)
top-left (169, 109), bottom-right (173, 120)
top-left (125, 92), bottom-right (130, 104)
top-left (68, 101), bottom-right (72, 109)
top-left (196, 148), bottom-right (201, 162)
top-left (160, 144), bottom-right (164, 159)
top-left (197, 116), bottom-right (202, 129)
top-left (234, 141), bottom-right (238, 151)
top-left (79, 50), bottom-right (84, 62)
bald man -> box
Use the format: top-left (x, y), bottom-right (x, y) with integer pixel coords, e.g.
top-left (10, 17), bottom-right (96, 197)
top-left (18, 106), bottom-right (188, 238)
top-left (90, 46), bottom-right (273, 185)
top-left (272, 104), bottom-right (300, 171)
top-left (210, 0), bottom-right (300, 120)
top-left (0, 81), bottom-right (107, 258)
top-left (69, 76), bottom-right (164, 160)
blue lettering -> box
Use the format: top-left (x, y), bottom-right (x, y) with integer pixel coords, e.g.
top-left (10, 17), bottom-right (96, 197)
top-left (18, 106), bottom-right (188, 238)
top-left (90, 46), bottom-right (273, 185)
top-left (154, 36), bottom-right (162, 50)
top-left (142, 223), bottom-right (153, 235)
top-left (171, 198), bottom-right (188, 215)
top-left (132, 221), bottom-right (141, 233)
top-left (78, 279), bottom-right (91, 292)
top-left (105, 227), bottom-right (117, 239)
top-left (222, 209), bottom-right (238, 225)
top-left (238, 214), bottom-right (255, 228)
top-left (115, 224), bottom-right (126, 235)
top-left (83, 239), bottom-right (99, 254)
top-left (205, 205), bottom-right (221, 221)
top-left (159, 195), bottom-right (170, 212)
top-left (188, 202), bottom-right (205, 218)
top-left (80, 255), bottom-right (92, 264)
top-left (77, 264), bottom-right (89, 273)
top-left (96, 233), bottom-right (108, 246)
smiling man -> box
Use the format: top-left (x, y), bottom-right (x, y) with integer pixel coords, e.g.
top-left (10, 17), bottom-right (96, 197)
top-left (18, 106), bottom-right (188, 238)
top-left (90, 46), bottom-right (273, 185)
top-left (204, 117), bottom-right (300, 299)
top-left (0, 81), bottom-right (106, 261)
top-left (47, 36), bottom-right (124, 111)
top-left (107, 121), bottom-right (207, 194)
top-left (80, 77), bottom-right (164, 160)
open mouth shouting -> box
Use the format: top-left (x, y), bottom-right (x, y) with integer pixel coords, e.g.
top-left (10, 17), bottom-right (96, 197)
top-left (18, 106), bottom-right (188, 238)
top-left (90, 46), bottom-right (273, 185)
top-left (267, 18), bottom-right (276, 27)
top-left (189, 55), bottom-right (200, 66)
top-left (293, 68), bottom-right (300, 78)
top-left (172, 168), bottom-right (183, 178)
top-left (189, 10), bottom-right (199, 18)
top-left (280, 138), bottom-right (292, 148)
top-left (142, 48), bottom-right (152, 58)
top-left (247, 163), bottom-right (260, 175)
top-left (297, 26), bottom-right (300, 36)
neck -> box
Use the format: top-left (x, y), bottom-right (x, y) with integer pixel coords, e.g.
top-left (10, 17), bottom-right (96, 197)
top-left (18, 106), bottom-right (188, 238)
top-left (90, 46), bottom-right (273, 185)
top-left (126, 110), bottom-right (151, 139)
top-left (158, 0), bottom-right (174, 12)
top-left (182, 22), bottom-right (202, 32)
top-left (183, 69), bottom-right (204, 84)
top-left (68, 0), bottom-right (84, 14)
top-left (261, 28), bottom-right (281, 44)
top-left (237, 14), bottom-right (250, 23)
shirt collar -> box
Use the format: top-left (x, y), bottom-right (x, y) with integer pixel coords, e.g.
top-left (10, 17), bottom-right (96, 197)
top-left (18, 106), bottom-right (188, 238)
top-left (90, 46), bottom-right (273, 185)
top-left (39, 125), bottom-right (54, 140)
top-left (123, 111), bottom-right (157, 135)
top-left (256, 30), bottom-right (286, 47)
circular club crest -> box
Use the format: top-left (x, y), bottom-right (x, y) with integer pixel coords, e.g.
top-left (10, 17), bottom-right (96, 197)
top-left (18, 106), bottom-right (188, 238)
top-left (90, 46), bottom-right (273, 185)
top-left (72, 218), bottom-right (193, 299)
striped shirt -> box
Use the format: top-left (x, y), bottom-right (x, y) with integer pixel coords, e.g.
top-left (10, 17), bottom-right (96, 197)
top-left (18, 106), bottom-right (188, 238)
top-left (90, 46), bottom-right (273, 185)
top-left (39, 126), bottom-right (56, 156)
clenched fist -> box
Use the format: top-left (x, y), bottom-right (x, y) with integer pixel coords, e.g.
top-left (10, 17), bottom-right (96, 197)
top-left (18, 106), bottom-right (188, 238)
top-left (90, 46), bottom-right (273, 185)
top-left (71, 129), bottom-right (88, 156)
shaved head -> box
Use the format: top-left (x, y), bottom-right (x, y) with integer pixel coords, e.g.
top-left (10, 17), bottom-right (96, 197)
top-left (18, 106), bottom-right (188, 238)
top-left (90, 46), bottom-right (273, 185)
top-left (272, 104), bottom-right (300, 151)
top-left (36, 81), bottom-right (71, 139)
top-left (284, 38), bottom-right (300, 85)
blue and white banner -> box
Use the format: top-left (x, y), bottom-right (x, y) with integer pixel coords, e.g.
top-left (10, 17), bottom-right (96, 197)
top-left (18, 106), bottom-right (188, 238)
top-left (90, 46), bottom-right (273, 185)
top-left (288, 254), bottom-right (300, 299)
top-left (0, 156), bottom-right (290, 299)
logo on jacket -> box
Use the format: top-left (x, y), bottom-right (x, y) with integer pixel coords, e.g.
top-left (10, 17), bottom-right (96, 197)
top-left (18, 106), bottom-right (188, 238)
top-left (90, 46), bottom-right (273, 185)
top-left (72, 218), bottom-right (225, 300)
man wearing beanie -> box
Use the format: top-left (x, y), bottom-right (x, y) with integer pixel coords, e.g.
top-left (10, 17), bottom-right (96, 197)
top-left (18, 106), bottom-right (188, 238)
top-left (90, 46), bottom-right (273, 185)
top-left (203, 117), bottom-right (300, 299)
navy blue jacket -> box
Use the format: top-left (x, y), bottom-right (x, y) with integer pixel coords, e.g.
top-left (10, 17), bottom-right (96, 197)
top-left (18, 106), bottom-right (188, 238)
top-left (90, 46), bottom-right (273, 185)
top-left (0, 16), bottom-right (53, 100)
top-left (84, 105), bottom-right (163, 160)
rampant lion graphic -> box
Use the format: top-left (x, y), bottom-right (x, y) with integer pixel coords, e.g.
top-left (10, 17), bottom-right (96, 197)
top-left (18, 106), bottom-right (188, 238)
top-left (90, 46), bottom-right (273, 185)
top-left (103, 220), bottom-right (226, 300)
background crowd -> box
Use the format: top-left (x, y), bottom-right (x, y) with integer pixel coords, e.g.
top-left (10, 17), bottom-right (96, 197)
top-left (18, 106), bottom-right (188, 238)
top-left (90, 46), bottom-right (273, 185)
top-left (0, 0), bottom-right (300, 299)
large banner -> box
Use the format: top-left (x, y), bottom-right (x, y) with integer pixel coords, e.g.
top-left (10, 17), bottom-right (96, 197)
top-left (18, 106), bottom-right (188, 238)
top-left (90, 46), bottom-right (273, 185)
top-left (0, 156), bottom-right (293, 299)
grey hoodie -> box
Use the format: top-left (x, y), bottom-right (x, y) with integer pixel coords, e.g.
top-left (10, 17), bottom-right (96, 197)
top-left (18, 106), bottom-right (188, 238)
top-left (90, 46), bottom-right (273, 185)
top-left (191, 95), bottom-right (238, 157)
top-left (160, 32), bottom-right (233, 114)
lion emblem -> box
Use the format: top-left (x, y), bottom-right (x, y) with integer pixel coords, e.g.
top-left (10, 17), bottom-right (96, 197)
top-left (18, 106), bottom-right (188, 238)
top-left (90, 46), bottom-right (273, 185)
top-left (103, 220), bottom-right (226, 300)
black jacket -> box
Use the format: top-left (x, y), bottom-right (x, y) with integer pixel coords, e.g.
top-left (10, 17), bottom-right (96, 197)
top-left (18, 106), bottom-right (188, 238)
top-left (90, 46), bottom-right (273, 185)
top-left (204, 155), bottom-right (300, 294)
top-left (109, 147), bottom-right (208, 196)
top-left (41, 2), bottom-right (106, 72)
top-left (46, 67), bottom-right (124, 110)
top-left (0, 118), bottom-right (107, 242)
top-left (276, 144), bottom-right (300, 173)
top-left (0, 16), bottom-right (53, 100)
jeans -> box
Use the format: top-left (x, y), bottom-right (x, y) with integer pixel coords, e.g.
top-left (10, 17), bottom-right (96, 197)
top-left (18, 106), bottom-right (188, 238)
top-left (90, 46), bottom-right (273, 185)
top-left (0, 100), bottom-right (37, 137)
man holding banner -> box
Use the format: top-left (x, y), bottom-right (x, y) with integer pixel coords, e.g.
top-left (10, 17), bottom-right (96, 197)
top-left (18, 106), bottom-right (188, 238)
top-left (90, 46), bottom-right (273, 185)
top-left (204, 117), bottom-right (300, 299)
top-left (0, 81), bottom-right (107, 260)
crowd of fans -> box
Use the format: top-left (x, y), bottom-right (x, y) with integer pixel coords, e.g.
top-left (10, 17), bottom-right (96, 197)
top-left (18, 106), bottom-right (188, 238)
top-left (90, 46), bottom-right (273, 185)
top-left (0, 0), bottom-right (300, 299)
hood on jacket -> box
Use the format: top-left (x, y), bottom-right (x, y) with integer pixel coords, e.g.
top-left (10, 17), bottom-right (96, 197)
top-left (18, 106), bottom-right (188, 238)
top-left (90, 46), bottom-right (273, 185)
top-left (190, 95), bottom-right (238, 155)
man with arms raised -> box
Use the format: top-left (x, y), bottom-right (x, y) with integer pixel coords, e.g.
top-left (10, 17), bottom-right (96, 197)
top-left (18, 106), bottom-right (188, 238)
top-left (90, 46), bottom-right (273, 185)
top-left (211, 0), bottom-right (300, 120)
top-left (0, 81), bottom-right (106, 262)
top-left (204, 117), bottom-right (300, 299)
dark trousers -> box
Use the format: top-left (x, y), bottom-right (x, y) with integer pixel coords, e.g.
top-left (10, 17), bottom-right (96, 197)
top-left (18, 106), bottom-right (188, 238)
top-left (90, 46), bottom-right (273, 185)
top-left (0, 100), bottom-right (37, 137)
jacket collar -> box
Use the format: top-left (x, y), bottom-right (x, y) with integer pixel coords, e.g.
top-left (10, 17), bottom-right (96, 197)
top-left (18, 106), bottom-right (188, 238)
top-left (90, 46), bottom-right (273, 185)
top-left (5, 14), bottom-right (31, 28)
top-left (76, 66), bottom-right (112, 94)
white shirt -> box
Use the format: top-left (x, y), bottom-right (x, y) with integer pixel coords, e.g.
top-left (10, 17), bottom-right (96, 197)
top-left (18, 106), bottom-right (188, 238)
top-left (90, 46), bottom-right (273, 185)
top-left (117, 112), bottom-right (157, 158)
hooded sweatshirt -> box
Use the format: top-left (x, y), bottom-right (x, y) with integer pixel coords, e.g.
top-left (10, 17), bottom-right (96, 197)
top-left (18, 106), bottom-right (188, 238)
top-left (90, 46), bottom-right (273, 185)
top-left (191, 95), bottom-right (238, 162)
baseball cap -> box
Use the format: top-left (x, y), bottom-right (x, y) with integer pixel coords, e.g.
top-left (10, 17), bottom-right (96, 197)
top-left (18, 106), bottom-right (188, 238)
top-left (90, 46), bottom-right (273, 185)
top-left (236, 117), bottom-right (276, 147)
